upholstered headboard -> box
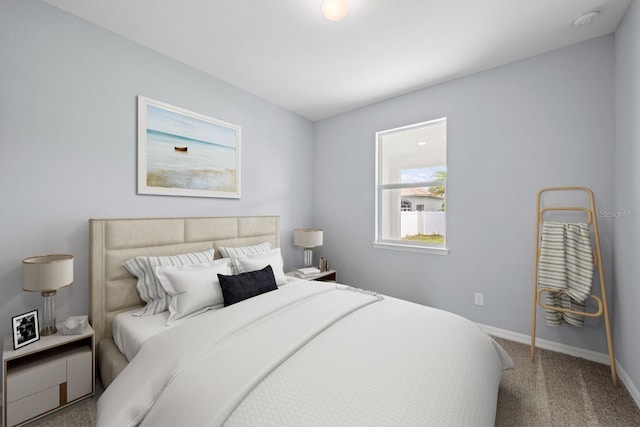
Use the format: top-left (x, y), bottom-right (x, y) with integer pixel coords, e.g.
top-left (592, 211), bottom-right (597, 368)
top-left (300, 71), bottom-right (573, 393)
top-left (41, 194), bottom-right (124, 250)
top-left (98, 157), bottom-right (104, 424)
top-left (89, 216), bottom-right (280, 347)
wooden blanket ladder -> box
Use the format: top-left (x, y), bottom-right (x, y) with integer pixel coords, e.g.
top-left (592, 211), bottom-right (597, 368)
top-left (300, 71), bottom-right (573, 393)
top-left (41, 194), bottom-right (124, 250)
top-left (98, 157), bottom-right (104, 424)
top-left (530, 186), bottom-right (617, 386)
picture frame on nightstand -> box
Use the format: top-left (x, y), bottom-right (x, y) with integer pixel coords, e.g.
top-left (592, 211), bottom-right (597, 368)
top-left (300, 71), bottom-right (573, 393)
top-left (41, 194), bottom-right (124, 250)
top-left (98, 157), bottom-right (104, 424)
top-left (11, 310), bottom-right (39, 350)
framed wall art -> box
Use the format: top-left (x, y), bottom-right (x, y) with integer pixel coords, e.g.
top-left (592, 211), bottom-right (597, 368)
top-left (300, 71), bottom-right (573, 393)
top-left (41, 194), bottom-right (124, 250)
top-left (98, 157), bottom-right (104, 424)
top-left (137, 96), bottom-right (241, 198)
top-left (12, 310), bottom-right (40, 350)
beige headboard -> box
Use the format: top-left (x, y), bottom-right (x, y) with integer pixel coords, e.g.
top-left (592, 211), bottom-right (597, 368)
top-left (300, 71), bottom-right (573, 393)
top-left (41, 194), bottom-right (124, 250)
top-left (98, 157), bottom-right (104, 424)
top-left (89, 216), bottom-right (280, 346)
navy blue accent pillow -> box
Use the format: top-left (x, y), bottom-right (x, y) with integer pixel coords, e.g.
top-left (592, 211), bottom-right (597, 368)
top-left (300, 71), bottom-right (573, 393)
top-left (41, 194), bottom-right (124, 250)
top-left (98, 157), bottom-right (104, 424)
top-left (217, 265), bottom-right (278, 306)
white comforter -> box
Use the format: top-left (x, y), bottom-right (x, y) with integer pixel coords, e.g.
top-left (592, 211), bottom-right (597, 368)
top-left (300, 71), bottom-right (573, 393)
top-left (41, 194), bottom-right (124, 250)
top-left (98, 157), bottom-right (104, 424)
top-left (98, 281), bottom-right (512, 427)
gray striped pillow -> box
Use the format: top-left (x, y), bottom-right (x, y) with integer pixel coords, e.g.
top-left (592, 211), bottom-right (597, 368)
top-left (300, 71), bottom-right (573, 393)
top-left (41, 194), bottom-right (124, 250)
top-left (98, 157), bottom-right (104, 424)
top-left (217, 241), bottom-right (272, 258)
top-left (123, 249), bottom-right (215, 316)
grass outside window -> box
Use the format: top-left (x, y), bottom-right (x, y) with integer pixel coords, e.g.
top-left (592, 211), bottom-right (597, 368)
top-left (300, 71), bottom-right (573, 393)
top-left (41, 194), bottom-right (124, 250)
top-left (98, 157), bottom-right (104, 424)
top-left (402, 233), bottom-right (445, 244)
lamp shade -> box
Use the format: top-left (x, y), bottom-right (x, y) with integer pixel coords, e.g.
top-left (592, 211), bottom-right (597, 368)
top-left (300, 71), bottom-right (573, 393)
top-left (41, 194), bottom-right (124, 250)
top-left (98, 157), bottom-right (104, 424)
top-left (22, 254), bottom-right (74, 292)
top-left (294, 229), bottom-right (323, 248)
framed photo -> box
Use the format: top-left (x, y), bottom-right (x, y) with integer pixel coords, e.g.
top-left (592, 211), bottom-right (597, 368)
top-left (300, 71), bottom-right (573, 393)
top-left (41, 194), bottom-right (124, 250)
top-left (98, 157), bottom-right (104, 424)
top-left (137, 96), bottom-right (241, 199)
top-left (12, 310), bottom-right (40, 350)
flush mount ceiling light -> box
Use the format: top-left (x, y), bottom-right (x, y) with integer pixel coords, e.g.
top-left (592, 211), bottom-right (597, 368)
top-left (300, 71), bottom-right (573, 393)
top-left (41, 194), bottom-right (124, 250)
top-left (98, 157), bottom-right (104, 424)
top-left (322, 0), bottom-right (349, 21)
top-left (574, 11), bottom-right (599, 27)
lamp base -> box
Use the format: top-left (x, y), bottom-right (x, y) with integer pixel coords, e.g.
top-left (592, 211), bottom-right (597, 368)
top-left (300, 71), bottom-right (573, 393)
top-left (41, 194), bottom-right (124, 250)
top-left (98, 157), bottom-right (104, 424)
top-left (41, 328), bottom-right (57, 336)
top-left (41, 290), bottom-right (58, 336)
top-left (303, 248), bottom-right (314, 268)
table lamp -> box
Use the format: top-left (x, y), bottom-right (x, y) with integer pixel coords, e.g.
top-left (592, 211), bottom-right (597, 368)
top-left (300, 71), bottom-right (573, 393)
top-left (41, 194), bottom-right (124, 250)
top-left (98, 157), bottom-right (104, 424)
top-left (294, 229), bottom-right (323, 267)
top-left (22, 254), bottom-right (73, 336)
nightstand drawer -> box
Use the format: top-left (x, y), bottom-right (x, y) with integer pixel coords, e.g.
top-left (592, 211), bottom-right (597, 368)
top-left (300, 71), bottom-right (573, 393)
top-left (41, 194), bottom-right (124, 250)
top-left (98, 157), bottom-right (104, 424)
top-left (7, 385), bottom-right (59, 426)
top-left (6, 358), bottom-right (65, 403)
top-left (3, 325), bottom-right (95, 427)
top-left (4, 346), bottom-right (92, 426)
top-left (66, 348), bottom-right (92, 401)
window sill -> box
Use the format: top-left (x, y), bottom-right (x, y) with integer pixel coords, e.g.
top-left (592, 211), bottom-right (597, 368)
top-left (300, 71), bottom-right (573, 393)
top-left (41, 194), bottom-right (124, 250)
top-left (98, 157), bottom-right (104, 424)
top-left (372, 242), bottom-right (449, 255)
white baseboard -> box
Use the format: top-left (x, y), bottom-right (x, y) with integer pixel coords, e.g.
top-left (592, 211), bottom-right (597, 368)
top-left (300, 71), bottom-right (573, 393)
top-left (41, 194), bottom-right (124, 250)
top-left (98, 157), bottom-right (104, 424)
top-left (616, 363), bottom-right (640, 409)
top-left (476, 323), bottom-right (640, 409)
top-left (476, 323), bottom-right (610, 364)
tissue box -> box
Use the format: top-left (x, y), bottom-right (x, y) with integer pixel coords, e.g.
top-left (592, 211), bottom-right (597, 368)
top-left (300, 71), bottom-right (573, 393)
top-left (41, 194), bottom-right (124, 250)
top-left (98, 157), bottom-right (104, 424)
top-left (60, 316), bottom-right (88, 335)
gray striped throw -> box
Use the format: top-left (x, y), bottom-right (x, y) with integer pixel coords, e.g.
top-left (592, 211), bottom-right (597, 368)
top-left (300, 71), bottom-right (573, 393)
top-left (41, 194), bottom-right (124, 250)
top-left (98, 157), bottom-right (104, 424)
top-left (538, 222), bottom-right (593, 327)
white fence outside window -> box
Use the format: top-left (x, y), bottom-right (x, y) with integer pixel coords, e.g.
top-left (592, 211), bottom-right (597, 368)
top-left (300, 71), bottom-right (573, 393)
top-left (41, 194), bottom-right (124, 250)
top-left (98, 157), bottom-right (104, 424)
top-left (401, 211), bottom-right (445, 237)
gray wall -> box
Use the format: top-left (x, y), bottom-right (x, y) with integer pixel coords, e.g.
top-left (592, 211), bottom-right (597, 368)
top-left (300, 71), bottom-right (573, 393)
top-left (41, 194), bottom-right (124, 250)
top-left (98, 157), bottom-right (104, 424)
top-left (0, 0), bottom-right (314, 339)
top-left (614, 0), bottom-right (640, 396)
top-left (314, 35), bottom-right (615, 354)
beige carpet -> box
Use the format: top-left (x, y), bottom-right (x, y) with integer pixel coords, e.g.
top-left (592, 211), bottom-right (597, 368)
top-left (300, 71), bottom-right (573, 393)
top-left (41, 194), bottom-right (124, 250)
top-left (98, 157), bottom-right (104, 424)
top-left (26, 338), bottom-right (640, 426)
top-left (495, 337), bottom-right (640, 427)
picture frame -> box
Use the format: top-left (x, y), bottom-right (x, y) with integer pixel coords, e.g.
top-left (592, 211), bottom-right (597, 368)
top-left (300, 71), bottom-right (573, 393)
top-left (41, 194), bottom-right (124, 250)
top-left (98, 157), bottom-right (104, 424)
top-left (137, 96), bottom-right (241, 199)
top-left (12, 310), bottom-right (40, 350)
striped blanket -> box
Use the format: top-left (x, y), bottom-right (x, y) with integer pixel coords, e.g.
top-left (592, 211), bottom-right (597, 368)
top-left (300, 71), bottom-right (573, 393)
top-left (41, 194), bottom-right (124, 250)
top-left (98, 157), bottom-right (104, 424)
top-left (538, 222), bottom-right (593, 327)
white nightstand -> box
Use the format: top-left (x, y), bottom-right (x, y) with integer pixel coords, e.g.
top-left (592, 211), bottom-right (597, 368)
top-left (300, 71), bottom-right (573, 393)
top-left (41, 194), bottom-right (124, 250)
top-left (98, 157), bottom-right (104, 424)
top-left (2, 324), bottom-right (95, 427)
top-left (286, 269), bottom-right (337, 282)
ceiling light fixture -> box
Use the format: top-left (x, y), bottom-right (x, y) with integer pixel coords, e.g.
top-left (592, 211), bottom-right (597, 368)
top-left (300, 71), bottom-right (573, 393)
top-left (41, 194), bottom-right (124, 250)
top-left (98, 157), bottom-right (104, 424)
top-left (574, 11), bottom-right (599, 27)
top-left (322, 0), bottom-right (349, 21)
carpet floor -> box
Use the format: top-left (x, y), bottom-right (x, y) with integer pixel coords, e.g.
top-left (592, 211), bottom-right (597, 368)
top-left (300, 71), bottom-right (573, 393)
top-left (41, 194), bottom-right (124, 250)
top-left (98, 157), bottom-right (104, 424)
top-left (495, 337), bottom-right (640, 427)
top-left (25, 338), bottom-right (640, 426)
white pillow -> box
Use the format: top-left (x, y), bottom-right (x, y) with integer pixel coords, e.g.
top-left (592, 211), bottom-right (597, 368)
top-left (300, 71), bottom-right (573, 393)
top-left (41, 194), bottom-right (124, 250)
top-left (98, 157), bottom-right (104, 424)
top-left (218, 241), bottom-right (272, 258)
top-left (123, 249), bottom-right (215, 316)
top-left (232, 248), bottom-right (287, 285)
top-left (155, 259), bottom-right (232, 325)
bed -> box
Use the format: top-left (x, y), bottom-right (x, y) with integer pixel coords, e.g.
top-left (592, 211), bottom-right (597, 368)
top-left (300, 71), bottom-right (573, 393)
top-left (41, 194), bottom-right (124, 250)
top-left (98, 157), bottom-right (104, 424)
top-left (90, 216), bottom-right (512, 427)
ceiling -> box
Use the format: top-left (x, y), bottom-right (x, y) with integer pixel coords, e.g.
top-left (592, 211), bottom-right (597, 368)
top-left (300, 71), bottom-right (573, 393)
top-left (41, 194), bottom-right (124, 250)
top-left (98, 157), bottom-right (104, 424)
top-left (43, 0), bottom-right (630, 121)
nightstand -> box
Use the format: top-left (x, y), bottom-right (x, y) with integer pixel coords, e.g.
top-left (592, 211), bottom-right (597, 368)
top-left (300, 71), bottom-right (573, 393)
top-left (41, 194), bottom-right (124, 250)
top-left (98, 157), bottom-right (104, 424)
top-left (2, 324), bottom-right (95, 427)
top-left (286, 269), bottom-right (337, 282)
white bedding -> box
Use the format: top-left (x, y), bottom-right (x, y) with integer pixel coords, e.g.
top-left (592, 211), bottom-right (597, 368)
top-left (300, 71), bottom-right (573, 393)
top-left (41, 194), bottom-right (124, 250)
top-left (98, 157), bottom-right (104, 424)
top-left (113, 306), bottom-right (228, 362)
top-left (112, 308), bottom-right (170, 362)
top-left (111, 279), bottom-right (300, 361)
top-left (99, 280), bottom-right (512, 427)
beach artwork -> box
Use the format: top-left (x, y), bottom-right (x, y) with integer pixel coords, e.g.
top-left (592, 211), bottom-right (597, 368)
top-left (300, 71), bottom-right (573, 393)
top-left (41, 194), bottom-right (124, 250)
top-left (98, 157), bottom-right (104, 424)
top-left (137, 96), bottom-right (241, 198)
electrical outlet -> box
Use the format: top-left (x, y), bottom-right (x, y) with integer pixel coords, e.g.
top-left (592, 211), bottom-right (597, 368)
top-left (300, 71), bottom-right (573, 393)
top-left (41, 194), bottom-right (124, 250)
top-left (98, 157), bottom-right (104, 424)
top-left (474, 293), bottom-right (484, 306)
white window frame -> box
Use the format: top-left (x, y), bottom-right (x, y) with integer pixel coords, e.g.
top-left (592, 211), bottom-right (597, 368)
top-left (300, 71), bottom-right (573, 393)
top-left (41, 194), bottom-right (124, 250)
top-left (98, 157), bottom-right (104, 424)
top-left (373, 118), bottom-right (449, 255)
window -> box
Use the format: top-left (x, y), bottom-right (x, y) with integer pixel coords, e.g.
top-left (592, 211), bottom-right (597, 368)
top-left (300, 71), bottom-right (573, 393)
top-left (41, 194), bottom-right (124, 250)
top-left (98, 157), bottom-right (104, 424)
top-left (374, 118), bottom-right (447, 255)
